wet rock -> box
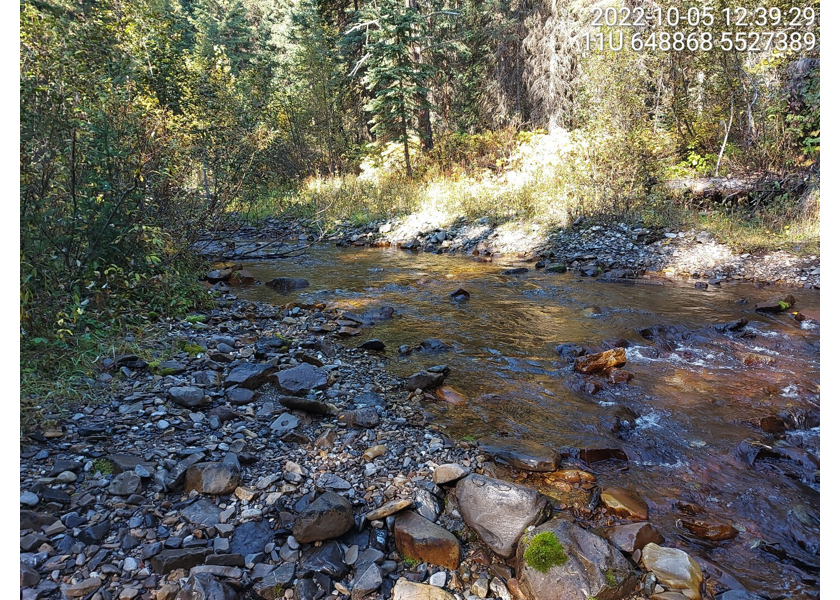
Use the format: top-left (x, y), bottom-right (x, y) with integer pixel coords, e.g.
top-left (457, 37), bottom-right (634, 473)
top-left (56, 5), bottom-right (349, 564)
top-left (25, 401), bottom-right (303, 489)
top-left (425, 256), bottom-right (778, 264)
top-left (62, 577), bottom-right (102, 598)
top-left (108, 472), bottom-right (143, 496)
top-left (206, 269), bottom-right (233, 283)
top-left (434, 386), bottom-right (466, 404)
top-left (516, 519), bottom-right (637, 600)
top-left (300, 540), bottom-right (350, 579)
top-left (759, 415), bottom-right (786, 434)
top-left (555, 343), bottom-right (585, 361)
top-left (713, 317), bottom-right (749, 333)
top-left (225, 363), bottom-right (277, 390)
top-left (392, 580), bottom-right (456, 600)
top-left (339, 407), bottom-right (380, 428)
top-left (360, 339), bottom-right (386, 351)
top-left (574, 348), bottom-right (627, 374)
top-left (292, 491), bottom-right (354, 543)
top-left (181, 499), bottom-right (223, 526)
top-left (601, 487), bottom-right (648, 520)
top-left (150, 548), bottom-right (212, 574)
top-left (456, 474), bottom-right (551, 558)
top-left (502, 267), bottom-right (528, 275)
top-left (603, 522), bottom-right (664, 553)
top-left (755, 294), bottom-right (796, 313)
top-left (352, 562), bottom-right (383, 600)
top-left (267, 277), bottom-right (310, 292)
top-left (394, 511), bottom-right (460, 570)
top-left (176, 572), bottom-right (238, 600)
top-left (676, 517), bottom-right (738, 542)
top-left (432, 463), bottom-right (468, 485)
top-left (168, 387), bottom-right (208, 408)
top-left (795, 309), bottom-right (819, 323)
top-left (606, 368), bottom-right (634, 384)
top-left (274, 363), bottom-right (329, 395)
top-left (406, 371), bottom-right (446, 391)
top-left (641, 544), bottom-right (703, 600)
top-left (184, 463), bottom-right (240, 495)
top-left (479, 438), bottom-right (560, 472)
top-left (253, 564), bottom-right (296, 599)
top-left (449, 289), bottom-right (470, 302)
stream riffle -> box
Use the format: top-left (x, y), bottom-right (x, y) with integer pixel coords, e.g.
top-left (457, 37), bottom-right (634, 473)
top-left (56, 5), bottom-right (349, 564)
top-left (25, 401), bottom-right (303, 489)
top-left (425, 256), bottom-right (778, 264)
top-left (236, 244), bottom-right (820, 597)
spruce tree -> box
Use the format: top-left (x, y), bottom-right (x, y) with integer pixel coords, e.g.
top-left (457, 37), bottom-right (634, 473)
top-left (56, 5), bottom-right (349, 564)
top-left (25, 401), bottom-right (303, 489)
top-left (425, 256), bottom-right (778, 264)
top-left (350, 0), bottom-right (435, 176)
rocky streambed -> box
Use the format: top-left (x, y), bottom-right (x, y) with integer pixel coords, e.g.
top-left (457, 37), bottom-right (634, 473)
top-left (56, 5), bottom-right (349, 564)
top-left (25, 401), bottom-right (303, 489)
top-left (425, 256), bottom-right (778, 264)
top-left (21, 240), bottom-right (819, 600)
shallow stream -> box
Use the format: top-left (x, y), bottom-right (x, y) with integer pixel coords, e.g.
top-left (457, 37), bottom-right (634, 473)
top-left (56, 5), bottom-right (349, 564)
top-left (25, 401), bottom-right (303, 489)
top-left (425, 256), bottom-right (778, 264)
top-left (236, 244), bottom-right (819, 597)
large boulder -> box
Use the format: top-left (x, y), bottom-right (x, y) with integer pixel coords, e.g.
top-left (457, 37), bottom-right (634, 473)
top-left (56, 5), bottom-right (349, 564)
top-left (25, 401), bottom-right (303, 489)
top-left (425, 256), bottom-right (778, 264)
top-left (516, 519), bottom-right (637, 600)
top-left (394, 511), bottom-right (460, 570)
top-left (479, 438), bottom-right (560, 472)
top-left (455, 474), bottom-right (551, 558)
top-left (274, 363), bottom-right (329, 395)
top-left (292, 491), bottom-right (354, 543)
top-left (641, 543), bottom-right (703, 600)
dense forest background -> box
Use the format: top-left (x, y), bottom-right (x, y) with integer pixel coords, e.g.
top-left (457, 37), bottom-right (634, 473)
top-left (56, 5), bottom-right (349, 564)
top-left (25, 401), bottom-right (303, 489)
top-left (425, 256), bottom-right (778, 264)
top-left (20, 0), bottom-right (819, 409)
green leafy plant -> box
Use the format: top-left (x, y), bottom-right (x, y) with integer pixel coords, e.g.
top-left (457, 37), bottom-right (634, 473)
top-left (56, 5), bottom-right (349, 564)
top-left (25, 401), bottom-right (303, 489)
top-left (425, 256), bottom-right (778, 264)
top-left (402, 555), bottom-right (420, 568)
top-left (523, 531), bottom-right (568, 573)
top-left (604, 568), bottom-right (618, 588)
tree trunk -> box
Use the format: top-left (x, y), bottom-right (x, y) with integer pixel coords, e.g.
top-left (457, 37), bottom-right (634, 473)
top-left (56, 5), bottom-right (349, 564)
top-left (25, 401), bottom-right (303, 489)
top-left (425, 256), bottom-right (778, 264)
top-left (407, 0), bottom-right (433, 151)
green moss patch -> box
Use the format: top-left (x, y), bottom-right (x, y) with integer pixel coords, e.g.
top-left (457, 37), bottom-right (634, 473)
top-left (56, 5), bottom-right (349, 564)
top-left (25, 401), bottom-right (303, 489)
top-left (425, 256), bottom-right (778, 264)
top-left (523, 531), bottom-right (568, 573)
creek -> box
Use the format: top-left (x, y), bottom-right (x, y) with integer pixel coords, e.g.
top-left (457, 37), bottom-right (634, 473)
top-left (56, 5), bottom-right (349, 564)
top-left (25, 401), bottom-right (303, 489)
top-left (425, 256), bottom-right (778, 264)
top-left (235, 244), bottom-right (820, 597)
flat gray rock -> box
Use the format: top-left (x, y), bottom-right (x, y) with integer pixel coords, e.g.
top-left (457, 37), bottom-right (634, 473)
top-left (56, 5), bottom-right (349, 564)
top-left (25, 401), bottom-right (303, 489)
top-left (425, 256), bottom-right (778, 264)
top-left (274, 363), bottom-right (328, 395)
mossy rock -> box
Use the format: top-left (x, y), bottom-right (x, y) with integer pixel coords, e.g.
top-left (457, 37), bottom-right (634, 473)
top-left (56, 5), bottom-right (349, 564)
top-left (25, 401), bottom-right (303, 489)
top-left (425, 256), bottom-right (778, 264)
top-left (185, 314), bottom-right (207, 324)
top-left (546, 264), bottom-right (568, 273)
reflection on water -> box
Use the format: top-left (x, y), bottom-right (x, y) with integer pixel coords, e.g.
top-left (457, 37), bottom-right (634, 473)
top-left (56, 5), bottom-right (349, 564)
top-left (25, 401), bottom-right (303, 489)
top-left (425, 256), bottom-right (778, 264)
top-left (237, 245), bottom-right (820, 597)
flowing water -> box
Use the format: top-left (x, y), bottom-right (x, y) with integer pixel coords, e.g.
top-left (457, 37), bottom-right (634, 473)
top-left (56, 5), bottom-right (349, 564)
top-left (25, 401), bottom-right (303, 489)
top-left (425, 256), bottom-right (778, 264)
top-left (235, 244), bottom-right (820, 597)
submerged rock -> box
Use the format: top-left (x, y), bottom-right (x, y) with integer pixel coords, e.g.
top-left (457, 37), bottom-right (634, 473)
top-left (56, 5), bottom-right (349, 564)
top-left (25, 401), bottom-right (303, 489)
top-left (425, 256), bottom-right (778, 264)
top-left (266, 277), bottom-right (309, 292)
top-left (603, 522), bottom-right (664, 553)
top-left (479, 438), bottom-right (560, 472)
